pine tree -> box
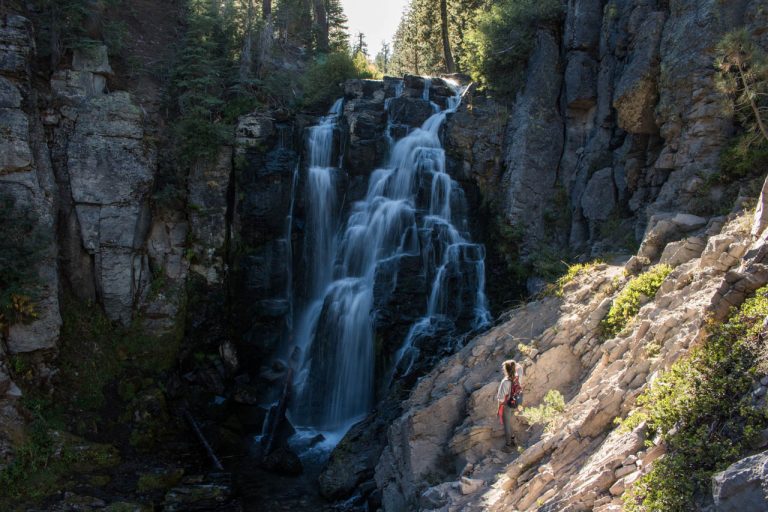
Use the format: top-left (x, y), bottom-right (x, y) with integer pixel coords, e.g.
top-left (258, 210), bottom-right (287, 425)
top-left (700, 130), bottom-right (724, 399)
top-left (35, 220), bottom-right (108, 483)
top-left (375, 41), bottom-right (391, 75)
top-left (327, 0), bottom-right (350, 52)
top-left (440, 0), bottom-right (455, 73)
top-left (353, 32), bottom-right (368, 57)
top-left (312, 0), bottom-right (329, 52)
top-left (717, 29), bottom-right (768, 143)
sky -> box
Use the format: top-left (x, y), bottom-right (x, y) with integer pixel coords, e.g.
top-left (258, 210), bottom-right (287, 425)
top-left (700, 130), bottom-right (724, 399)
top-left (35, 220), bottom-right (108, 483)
top-left (340, 0), bottom-right (411, 56)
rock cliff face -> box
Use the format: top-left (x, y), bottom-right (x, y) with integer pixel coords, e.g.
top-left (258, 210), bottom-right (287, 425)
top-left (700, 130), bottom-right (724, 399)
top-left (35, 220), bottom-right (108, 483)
top-left (375, 0), bottom-right (768, 510)
top-left (446, 0), bottom-right (767, 261)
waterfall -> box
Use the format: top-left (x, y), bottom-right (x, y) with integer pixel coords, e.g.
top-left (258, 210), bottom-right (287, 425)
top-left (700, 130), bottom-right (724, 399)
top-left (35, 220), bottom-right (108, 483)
top-left (292, 81), bottom-right (490, 431)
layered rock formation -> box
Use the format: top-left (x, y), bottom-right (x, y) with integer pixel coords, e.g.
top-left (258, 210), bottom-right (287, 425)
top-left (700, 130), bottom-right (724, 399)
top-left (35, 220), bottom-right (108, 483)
top-left (374, 198), bottom-right (768, 511)
top-left (445, 0), bottom-right (768, 260)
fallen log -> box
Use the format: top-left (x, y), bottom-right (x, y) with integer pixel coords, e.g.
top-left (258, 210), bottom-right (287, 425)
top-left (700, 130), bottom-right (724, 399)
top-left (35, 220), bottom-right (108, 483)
top-left (184, 409), bottom-right (225, 471)
top-left (264, 367), bottom-right (293, 456)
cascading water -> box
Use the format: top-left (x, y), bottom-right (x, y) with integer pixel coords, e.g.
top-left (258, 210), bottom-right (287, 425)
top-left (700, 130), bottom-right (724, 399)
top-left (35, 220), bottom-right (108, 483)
top-left (291, 80), bottom-right (490, 431)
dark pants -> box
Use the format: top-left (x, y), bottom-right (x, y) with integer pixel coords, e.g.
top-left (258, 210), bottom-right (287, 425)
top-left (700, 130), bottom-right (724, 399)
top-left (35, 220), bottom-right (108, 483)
top-left (502, 404), bottom-right (515, 445)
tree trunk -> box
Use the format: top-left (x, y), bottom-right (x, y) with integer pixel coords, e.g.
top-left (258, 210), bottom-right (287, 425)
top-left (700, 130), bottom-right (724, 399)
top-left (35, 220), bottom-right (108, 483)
top-left (239, 0), bottom-right (255, 83)
top-left (262, 0), bottom-right (271, 19)
top-left (440, 0), bottom-right (455, 73)
top-left (739, 62), bottom-right (768, 143)
top-left (313, 0), bottom-right (329, 52)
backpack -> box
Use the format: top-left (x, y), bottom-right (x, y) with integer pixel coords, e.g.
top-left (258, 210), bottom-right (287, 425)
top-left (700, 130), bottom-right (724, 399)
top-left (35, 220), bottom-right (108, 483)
top-left (505, 376), bottom-right (523, 408)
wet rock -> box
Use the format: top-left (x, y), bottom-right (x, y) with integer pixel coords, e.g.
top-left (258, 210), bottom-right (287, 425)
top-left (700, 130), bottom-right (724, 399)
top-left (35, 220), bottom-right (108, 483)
top-left (261, 446), bottom-right (303, 476)
top-left (344, 79), bottom-right (386, 101)
top-left (136, 467), bottom-right (185, 492)
top-left (163, 475), bottom-right (237, 511)
top-left (319, 412), bottom-right (389, 499)
top-left (387, 96), bottom-right (433, 128)
top-left (103, 502), bottom-right (152, 512)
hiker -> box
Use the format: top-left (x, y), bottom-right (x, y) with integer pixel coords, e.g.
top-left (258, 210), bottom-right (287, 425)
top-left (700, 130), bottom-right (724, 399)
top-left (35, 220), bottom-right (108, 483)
top-left (496, 359), bottom-right (523, 449)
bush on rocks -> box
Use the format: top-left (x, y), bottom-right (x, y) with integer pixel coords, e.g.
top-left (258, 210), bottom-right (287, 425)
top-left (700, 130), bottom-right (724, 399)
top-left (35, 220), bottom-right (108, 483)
top-left (621, 286), bottom-right (768, 511)
top-left (601, 264), bottom-right (672, 338)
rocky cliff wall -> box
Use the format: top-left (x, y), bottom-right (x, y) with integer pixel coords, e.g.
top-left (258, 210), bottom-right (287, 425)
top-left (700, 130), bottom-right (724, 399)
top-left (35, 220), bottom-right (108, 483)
top-left (376, 0), bottom-right (768, 510)
top-left (446, 0), bottom-right (768, 270)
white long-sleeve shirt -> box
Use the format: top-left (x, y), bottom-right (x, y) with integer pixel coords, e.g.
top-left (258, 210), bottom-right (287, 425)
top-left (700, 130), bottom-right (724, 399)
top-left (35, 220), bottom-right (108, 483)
top-left (496, 366), bottom-right (524, 402)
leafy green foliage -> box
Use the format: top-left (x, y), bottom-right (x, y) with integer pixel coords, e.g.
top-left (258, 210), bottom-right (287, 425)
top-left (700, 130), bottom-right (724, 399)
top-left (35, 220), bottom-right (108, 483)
top-left (621, 286), bottom-right (768, 512)
top-left (543, 259), bottom-right (605, 297)
top-left (601, 265), bottom-right (672, 337)
top-left (0, 194), bottom-right (50, 329)
top-left (168, 0), bottom-right (238, 165)
top-left (301, 52), bottom-right (376, 109)
top-left (715, 29), bottom-right (768, 144)
top-left (58, 296), bottom-right (182, 410)
top-left (720, 134), bottom-right (768, 180)
top-left (0, 404), bottom-right (66, 501)
top-left (0, 398), bottom-right (120, 503)
top-left (465, 0), bottom-right (564, 97)
top-left (522, 389), bottom-right (566, 432)
top-left (34, 0), bottom-right (127, 63)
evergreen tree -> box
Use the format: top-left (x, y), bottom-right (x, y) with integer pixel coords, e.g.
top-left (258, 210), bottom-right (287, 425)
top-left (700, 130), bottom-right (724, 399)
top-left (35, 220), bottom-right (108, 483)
top-left (312, 0), bottom-right (329, 52)
top-left (274, 0), bottom-right (313, 45)
top-left (716, 29), bottom-right (768, 143)
top-left (375, 41), bottom-right (391, 75)
top-left (440, 0), bottom-right (455, 73)
top-left (353, 31), bottom-right (368, 57)
top-left (327, 0), bottom-right (350, 52)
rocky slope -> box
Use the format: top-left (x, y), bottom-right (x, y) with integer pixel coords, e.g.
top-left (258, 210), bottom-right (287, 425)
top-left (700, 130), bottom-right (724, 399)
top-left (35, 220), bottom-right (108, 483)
top-left (374, 201), bottom-right (768, 511)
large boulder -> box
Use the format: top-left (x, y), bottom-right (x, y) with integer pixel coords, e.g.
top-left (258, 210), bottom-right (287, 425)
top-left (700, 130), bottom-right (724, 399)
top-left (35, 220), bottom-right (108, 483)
top-left (712, 451), bottom-right (768, 512)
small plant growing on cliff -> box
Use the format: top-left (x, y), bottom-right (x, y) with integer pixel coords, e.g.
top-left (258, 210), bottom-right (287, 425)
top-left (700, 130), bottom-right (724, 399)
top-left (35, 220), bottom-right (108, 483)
top-left (543, 259), bottom-right (604, 298)
top-left (0, 194), bottom-right (49, 331)
top-left (521, 389), bottom-right (565, 432)
top-left (600, 264), bottom-right (672, 338)
top-left (622, 286), bottom-right (768, 512)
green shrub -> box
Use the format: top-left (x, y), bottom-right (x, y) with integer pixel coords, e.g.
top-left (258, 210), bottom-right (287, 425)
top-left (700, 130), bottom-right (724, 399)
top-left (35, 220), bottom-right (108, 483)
top-left (0, 399), bottom-right (69, 501)
top-left (521, 389), bottom-right (566, 432)
top-left (465, 0), bottom-right (564, 97)
top-left (719, 133), bottom-right (768, 181)
top-left (58, 296), bottom-right (182, 410)
top-left (301, 52), bottom-right (374, 109)
top-left (601, 265), bottom-right (672, 337)
top-left (622, 286), bottom-right (768, 512)
top-left (0, 194), bottom-right (50, 329)
top-left (543, 259), bottom-right (605, 297)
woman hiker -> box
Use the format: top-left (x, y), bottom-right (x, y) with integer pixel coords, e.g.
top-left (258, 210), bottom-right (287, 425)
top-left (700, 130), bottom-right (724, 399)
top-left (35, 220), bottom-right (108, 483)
top-left (497, 359), bottom-right (523, 450)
